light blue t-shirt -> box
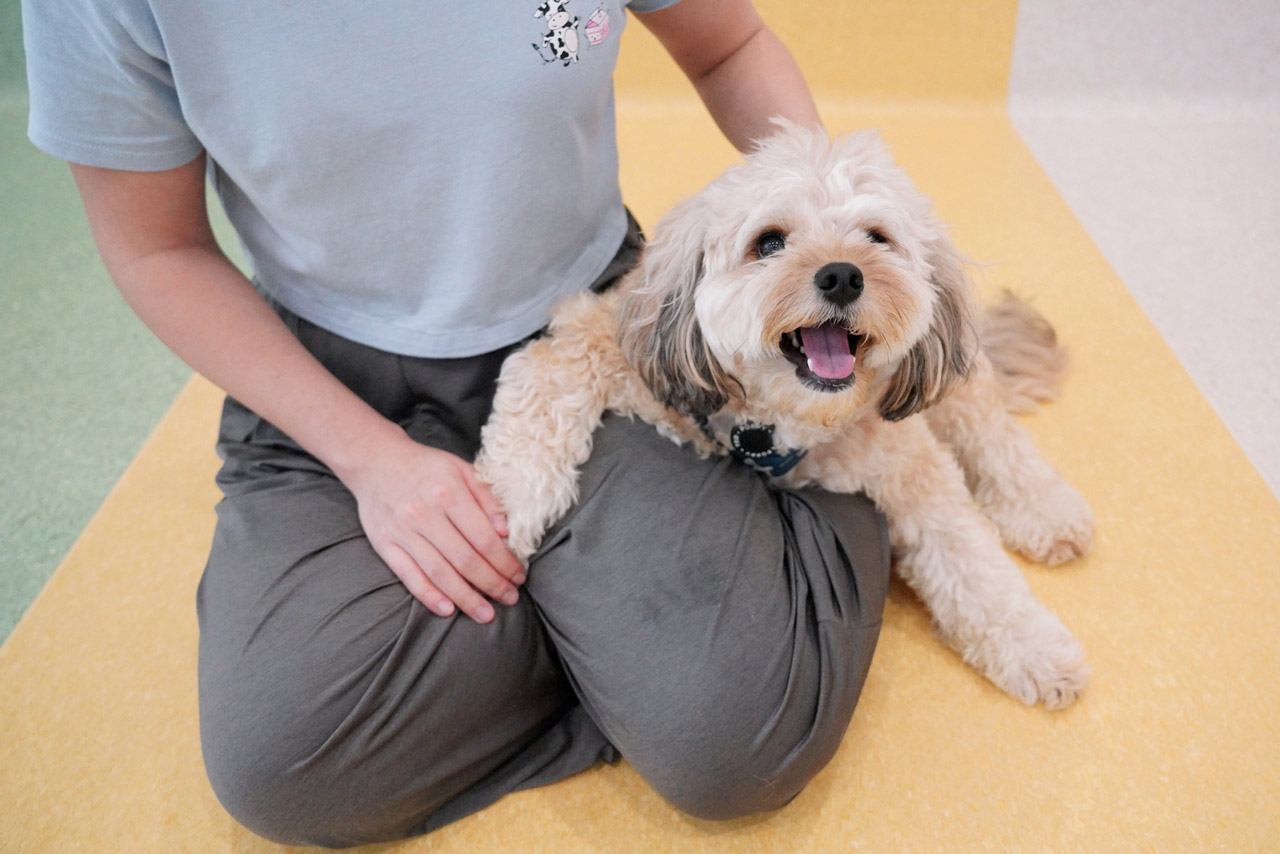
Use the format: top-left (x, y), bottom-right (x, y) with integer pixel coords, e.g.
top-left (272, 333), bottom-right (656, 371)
top-left (24, 0), bottom-right (678, 357)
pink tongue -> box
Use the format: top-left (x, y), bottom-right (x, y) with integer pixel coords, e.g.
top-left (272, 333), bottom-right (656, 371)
top-left (799, 325), bottom-right (856, 379)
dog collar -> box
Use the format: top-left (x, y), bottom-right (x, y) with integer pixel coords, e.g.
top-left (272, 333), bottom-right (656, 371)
top-left (696, 415), bottom-right (808, 478)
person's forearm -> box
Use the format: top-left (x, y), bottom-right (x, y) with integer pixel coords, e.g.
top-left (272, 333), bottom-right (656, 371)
top-left (690, 24), bottom-right (822, 151)
top-left (70, 157), bottom-right (521, 621)
top-left (638, 0), bottom-right (822, 152)
top-left (112, 244), bottom-right (406, 481)
top-left (113, 244), bottom-right (523, 620)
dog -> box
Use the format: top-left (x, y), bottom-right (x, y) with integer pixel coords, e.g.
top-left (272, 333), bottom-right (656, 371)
top-left (475, 123), bottom-right (1094, 709)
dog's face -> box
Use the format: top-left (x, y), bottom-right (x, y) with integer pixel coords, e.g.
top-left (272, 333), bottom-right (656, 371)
top-left (619, 123), bottom-right (978, 428)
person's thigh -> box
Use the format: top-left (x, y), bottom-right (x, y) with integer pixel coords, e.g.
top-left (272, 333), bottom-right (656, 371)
top-left (198, 395), bottom-right (611, 847)
top-left (526, 414), bottom-right (891, 820)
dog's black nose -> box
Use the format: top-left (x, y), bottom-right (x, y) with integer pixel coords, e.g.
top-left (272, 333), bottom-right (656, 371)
top-left (814, 262), bottom-right (864, 307)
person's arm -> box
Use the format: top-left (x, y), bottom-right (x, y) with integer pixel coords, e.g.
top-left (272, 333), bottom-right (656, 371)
top-left (69, 155), bottom-right (523, 623)
top-left (635, 0), bottom-right (822, 152)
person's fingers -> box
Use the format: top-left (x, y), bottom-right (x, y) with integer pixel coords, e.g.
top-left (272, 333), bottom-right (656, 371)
top-left (426, 516), bottom-right (520, 606)
top-left (380, 542), bottom-right (455, 618)
top-left (463, 464), bottom-right (511, 538)
top-left (447, 486), bottom-right (526, 584)
top-left (401, 533), bottom-right (498, 623)
top-left (349, 443), bottom-right (527, 621)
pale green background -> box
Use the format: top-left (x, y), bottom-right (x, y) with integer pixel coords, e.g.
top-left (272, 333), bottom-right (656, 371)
top-left (0, 0), bottom-right (244, 640)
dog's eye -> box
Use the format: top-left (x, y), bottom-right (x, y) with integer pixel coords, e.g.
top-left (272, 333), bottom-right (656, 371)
top-left (867, 229), bottom-right (889, 245)
top-left (755, 230), bottom-right (787, 259)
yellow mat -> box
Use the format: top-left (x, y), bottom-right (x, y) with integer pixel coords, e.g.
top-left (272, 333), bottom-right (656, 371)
top-left (4, 4), bottom-right (1278, 852)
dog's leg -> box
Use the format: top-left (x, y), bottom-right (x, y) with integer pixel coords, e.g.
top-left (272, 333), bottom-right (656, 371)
top-left (816, 419), bottom-right (1088, 708)
top-left (474, 305), bottom-right (616, 562)
top-left (925, 354), bottom-right (1094, 565)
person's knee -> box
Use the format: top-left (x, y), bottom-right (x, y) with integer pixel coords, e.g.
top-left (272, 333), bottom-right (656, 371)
top-left (646, 749), bottom-right (820, 822)
top-left (198, 645), bottom-right (407, 847)
top-left (203, 749), bottom-right (301, 845)
top-left (198, 637), bottom-right (387, 844)
top-left (202, 713), bottom-right (360, 847)
top-left (198, 598), bottom-right (571, 847)
top-left (629, 686), bottom-right (846, 823)
top-left (662, 777), bottom-right (801, 822)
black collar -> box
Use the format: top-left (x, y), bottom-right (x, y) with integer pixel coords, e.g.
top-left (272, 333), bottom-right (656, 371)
top-left (695, 415), bottom-right (808, 478)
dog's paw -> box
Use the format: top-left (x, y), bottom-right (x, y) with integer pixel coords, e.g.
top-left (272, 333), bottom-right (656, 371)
top-left (964, 605), bottom-right (1089, 710)
top-left (504, 511), bottom-right (543, 566)
top-left (984, 478), bottom-right (1095, 566)
top-left (474, 455), bottom-right (559, 565)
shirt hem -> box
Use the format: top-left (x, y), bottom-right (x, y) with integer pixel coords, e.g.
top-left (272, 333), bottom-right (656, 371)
top-left (27, 124), bottom-right (203, 172)
top-left (260, 210), bottom-right (631, 359)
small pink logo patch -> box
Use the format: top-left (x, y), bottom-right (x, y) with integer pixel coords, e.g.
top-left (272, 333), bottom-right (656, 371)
top-left (585, 6), bottom-right (610, 45)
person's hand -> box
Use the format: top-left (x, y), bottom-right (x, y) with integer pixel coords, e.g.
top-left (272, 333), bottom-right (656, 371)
top-left (342, 429), bottom-right (526, 622)
top-left (64, 158), bottom-right (523, 623)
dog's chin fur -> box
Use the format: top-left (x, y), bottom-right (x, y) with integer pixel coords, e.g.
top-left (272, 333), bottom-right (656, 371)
top-left (476, 122), bottom-right (1095, 710)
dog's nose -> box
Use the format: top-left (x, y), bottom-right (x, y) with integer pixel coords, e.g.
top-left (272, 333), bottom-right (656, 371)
top-left (814, 262), bottom-right (864, 307)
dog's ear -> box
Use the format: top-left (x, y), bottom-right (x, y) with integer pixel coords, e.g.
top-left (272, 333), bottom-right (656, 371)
top-left (878, 230), bottom-right (979, 421)
top-left (617, 202), bottom-right (738, 417)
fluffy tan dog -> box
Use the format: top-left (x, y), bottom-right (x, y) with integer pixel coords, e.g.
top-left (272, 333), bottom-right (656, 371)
top-left (475, 123), bottom-right (1093, 709)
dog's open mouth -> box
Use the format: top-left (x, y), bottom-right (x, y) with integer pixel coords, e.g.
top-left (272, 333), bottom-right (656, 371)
top-left (780, 323), bottom-right (866, 391)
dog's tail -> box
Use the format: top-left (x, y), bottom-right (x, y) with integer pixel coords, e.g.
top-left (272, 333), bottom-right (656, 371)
top-left (981, 292), bottom-right (1070, 414)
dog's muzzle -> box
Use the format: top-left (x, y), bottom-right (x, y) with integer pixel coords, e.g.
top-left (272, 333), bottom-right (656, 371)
top-left (779, 322), bottom-right (866, 391)
top-left (773, 263), bottom-right (868, 392)
top-left (815, 262), bottom-right (863, 308)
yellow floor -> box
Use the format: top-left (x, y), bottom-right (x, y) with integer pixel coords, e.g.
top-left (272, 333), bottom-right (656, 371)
top-left (4, 4), bottom-right (1279, 852)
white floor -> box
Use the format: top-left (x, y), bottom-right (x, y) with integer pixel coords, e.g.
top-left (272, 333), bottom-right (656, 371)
top-left (1008, 0), bottom-right (1280, 499)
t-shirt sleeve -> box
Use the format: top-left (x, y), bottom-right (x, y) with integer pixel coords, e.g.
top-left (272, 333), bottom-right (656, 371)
top-left (22, 0), bottom-right (203, 171)
top-left (625, 0), bottom-right (685, 13)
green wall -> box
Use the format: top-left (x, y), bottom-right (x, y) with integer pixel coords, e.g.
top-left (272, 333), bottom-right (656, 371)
top-left (1, 0), bottom-right (24, 96)
top-left (0, 1), bottom-right (243, 640)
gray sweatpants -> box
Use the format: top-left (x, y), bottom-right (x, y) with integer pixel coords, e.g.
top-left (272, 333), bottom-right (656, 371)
top-left (197, 246), bottom-right (890, 848)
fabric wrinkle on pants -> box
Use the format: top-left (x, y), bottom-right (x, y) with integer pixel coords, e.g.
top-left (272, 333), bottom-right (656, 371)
top-left (195, 222), bottom-right (891, 846)
top-left (528, 415), bottom-right (888, 820)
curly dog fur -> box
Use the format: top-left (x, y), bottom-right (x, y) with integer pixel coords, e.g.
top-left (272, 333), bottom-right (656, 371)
top-left (476, 123), bottom-right (1093, 709)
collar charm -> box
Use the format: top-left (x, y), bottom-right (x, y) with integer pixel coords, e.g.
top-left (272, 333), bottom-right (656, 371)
top-left (692, 417), bottom-right (806, 478)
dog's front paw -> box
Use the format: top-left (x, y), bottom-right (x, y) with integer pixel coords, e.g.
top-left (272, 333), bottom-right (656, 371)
top-left (504, 512), bottom-right (542, 566)
top-left (964, 605), bottom-right (1089, 710)
top-left (985, 478), bottom-right (1095, 566)
top-left (474, 458), bottom-right (541, 565)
